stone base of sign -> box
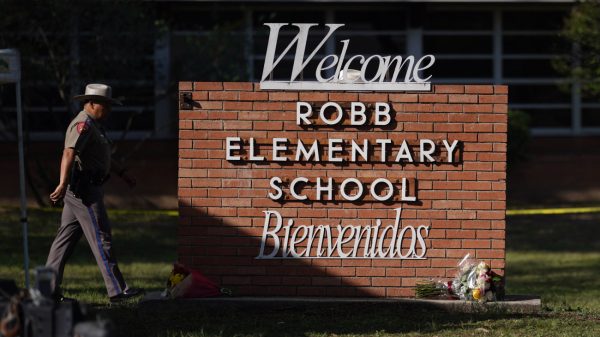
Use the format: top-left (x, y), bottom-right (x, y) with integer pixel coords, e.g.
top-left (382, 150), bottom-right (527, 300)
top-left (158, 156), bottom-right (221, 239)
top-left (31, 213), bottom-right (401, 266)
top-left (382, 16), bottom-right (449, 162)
top-left (140, 292), bottom-right (540, 314)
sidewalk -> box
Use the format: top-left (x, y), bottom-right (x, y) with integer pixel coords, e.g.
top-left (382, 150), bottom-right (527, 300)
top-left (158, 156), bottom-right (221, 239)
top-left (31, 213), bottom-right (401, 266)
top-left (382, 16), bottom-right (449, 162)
top-left (140, 293), bottom-right (542, 314)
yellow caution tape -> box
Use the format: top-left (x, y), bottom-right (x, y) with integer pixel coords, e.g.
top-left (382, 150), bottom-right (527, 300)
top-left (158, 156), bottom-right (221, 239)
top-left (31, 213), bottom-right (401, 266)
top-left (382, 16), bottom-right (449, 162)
top-left (108, 209), bottom-right (179, 217)
top-left (506, 206), bottom-right (600, 216)
top-left (142, 206), bottom-right (600, 217)
top-left (35, 206), bottom-right (600, 217)
top-left (37, 207), bottom-right (179, 217)
top-left (113, 207), bottom-right (600, 217)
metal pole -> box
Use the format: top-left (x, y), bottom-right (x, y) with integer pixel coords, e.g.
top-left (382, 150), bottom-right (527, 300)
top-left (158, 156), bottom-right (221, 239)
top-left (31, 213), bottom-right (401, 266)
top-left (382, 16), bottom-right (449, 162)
top-left (16, 71), bottom-right (30, 289)
top-left (493, 9), bottom-right (503, 85)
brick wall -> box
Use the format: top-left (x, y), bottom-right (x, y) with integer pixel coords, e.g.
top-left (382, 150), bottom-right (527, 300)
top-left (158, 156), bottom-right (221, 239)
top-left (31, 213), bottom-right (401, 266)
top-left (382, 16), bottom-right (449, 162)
top-left (178, 82), bottom-right (507, 298)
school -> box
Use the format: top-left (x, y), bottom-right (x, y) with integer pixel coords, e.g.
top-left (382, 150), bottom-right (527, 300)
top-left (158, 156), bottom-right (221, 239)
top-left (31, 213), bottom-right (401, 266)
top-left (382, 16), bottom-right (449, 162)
top-left (1, 0), bottom-right (596, 299)
top-left (1, 0), bottom-right (597, 209)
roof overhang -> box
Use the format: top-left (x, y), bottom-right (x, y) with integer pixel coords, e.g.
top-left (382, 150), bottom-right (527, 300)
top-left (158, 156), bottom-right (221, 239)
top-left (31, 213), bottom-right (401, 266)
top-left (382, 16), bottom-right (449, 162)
top-left (154, 0), bottom-right (577, 3)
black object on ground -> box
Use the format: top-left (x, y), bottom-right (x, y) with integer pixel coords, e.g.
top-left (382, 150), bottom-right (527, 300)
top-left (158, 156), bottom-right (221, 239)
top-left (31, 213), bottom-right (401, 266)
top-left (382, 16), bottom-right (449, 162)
top-left (109, 288), bottom-right (145, 303)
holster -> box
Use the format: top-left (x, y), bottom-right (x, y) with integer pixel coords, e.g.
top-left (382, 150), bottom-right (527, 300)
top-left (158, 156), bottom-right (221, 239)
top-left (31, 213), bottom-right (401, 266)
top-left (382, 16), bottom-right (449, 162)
top-left (69, 169), bottom-right (109, 204)
top-left (69, 169), bottom-right (91, 201)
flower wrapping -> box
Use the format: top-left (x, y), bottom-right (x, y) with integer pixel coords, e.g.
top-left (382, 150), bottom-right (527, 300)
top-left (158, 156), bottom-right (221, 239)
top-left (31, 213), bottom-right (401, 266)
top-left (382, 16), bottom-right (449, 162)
top-left (163, 262), bottom-right (231, 299)
top-left (416, 254), bottom-right (505, 302)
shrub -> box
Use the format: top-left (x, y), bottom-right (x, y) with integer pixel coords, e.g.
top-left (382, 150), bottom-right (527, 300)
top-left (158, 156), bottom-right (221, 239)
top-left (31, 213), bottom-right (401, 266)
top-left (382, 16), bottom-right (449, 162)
top-left (508, 110), bottom-right (531, 163)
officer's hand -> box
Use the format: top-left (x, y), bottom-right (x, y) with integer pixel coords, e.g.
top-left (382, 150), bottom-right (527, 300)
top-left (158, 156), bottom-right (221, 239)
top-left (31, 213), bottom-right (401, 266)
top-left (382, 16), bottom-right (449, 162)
top-left (122, 172), bottom-right (137, 189)
top-left (50, 184), bottom-right (67, 204)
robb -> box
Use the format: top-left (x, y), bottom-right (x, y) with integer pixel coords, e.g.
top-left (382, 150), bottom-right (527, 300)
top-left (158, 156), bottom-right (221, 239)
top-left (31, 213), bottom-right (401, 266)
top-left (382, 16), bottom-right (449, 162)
top-left (260, 23), bottom-right (435, 91)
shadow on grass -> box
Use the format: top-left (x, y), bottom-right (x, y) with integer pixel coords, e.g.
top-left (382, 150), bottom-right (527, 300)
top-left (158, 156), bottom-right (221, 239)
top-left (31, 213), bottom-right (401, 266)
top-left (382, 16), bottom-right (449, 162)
top-left (100, 301), bottom-right (538, 337)
top-left (506, 212), bottom-right (600, 252)
top-left (4, 207), bottom-right (600, 336)
top-left (506, 213), bottom-right (600, 312)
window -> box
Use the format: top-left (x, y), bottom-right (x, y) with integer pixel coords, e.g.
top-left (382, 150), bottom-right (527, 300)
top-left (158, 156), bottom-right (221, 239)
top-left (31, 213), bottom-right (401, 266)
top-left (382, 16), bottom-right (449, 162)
top-left (424, 10), bottom-right (493, 83)
top-left (502, 9), bottom-right (573, 133)
top-left (4, 3), bottom-right (587, 139)
top-left (0, 2), bottom-right (161, 140)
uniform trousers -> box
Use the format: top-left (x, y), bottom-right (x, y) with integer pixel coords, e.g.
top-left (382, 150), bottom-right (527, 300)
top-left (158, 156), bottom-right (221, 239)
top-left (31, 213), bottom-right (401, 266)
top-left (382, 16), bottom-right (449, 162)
top-left (46, 186), bottom-right (128, 297)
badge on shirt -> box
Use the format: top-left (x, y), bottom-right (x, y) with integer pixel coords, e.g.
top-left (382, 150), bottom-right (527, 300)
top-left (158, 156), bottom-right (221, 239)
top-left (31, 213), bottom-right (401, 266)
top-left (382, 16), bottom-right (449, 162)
top-left (76, 121), bottom-right (90, 134)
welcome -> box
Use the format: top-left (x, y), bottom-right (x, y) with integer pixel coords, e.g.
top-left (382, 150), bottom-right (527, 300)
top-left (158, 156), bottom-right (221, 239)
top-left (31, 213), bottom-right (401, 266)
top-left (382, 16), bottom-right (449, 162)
top-left (260, 23), bottom-right (435, 91)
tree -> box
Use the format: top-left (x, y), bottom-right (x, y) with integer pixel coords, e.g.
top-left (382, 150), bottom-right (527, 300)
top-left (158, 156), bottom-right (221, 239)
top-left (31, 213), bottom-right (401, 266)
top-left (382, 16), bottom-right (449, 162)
top-left (0, 0), bottom-right (160, 206)
top-left (0, 0), bottom-right (158, 123)
top-left (555, 0), bottom-right (600, 98)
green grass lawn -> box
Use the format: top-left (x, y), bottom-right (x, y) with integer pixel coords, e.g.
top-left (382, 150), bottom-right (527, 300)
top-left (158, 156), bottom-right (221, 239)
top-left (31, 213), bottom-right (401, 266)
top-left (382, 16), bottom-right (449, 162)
top-left (1, 207), bottom-right (599, 336)
top-left (0, 207), bottom-right (176, 304)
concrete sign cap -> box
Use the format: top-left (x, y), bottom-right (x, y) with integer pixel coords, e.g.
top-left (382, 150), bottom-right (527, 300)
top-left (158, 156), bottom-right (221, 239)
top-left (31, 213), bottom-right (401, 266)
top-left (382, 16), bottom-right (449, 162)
top-left (339, 69), bottom-right (363, 83)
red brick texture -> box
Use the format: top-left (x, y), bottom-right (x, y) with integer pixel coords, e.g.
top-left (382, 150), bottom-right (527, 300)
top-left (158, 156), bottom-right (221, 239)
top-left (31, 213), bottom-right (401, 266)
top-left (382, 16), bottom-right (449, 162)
top-left (178, 82), bottom-right (507, 298)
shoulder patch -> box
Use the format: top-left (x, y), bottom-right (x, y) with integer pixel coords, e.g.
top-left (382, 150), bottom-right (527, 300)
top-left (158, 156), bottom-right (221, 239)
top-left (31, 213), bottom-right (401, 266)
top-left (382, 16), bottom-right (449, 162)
top-left (76, 121), bottom-right (90, 134)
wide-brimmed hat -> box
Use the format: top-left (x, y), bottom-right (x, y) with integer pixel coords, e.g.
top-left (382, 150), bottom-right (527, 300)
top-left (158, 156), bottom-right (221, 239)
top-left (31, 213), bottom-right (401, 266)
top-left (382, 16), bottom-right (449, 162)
top-left (72, 83), bottom-right (122, 105)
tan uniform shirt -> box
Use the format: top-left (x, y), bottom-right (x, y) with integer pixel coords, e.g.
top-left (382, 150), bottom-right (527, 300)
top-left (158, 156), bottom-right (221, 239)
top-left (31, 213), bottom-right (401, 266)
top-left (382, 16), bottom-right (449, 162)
top-left (64, 110), bottom-right (111, 177)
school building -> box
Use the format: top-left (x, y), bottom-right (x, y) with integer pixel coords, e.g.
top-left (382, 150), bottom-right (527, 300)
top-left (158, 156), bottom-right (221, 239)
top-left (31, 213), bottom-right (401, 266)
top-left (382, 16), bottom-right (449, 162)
top-left (1, 0), bottom-right (598, 208)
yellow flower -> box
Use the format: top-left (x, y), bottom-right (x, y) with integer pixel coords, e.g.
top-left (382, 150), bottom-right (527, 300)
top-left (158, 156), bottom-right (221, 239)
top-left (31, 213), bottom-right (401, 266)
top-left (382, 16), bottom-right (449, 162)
top-left (169, 273), bottom-right (185, 287)
top-left (472, 288), bottom-right (482, 300)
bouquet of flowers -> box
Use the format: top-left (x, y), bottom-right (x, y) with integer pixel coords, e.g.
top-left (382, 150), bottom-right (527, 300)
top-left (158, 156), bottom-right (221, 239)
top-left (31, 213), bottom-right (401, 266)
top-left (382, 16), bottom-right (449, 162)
top-left (415, 254), bottom-right (505, 302)
top-left (415, 279), bottom-right (455, 299)
top-left (163, 263), bottom-right (189, 298)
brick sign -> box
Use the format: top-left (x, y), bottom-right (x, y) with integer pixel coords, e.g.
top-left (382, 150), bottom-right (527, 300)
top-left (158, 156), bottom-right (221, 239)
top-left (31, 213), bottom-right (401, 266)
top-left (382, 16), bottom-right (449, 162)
top-left (178, 82), bottom-right (507, 297)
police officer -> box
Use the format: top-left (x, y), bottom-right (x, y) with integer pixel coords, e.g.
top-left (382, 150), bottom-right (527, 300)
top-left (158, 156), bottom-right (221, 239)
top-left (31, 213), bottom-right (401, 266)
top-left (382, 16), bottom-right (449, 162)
top-left (46, 83), bottom-right (142, 302)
